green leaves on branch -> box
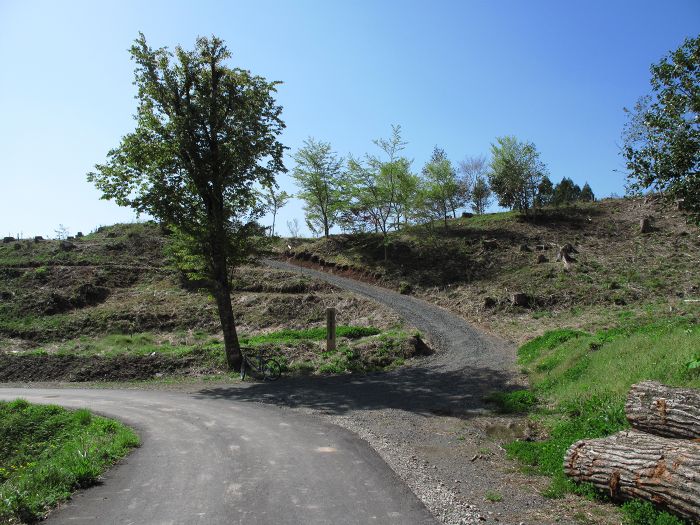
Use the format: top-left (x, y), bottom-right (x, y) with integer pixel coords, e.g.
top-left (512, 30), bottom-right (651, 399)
top-left (292, 138), bottom-right (344, 238)
top-left (86, 33), bottom-right (287, 369)
top-left (622, 35), bottom-right (700, 222)
top-left (488, 136), bottom-right (547, 214)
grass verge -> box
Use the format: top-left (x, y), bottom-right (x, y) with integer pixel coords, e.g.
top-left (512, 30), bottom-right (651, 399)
top-left (493, 314), bottom-right (700, 524)
top-left (0, 399), bottom-right (139, 523)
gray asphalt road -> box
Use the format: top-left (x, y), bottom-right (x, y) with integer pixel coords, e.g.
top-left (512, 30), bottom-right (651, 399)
top-left (0, 388), bottom-right (436, 525)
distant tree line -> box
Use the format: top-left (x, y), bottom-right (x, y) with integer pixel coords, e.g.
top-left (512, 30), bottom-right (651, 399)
top-left (291, 127), bottom-right (596, 245)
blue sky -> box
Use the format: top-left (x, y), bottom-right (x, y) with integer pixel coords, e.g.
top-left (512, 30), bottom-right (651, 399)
top-left (1, 0), bottom-right (698, 237)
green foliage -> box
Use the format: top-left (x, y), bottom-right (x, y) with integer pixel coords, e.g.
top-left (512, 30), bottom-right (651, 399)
top-left (488, 136), bottom-right (547, 213)
top-left (241, 325), bottom-right (381, 345)
top-left (86, 33), bottom-right (286, 369)
top-left (621, 500), bottom-right (685, 525)
top-left (292, 137), bottom-right (344, 237)
top-left (486, 389), bottom-right (537, 414)
top-left (0, 400), bottom-right (139, 523)
top-left (471, 174), bottom-right (492, 214)
top-left (552, 177), bottom-right (582, 206)
top-left (535, 175), bottom-right (554, 207)
top-left (485, 491), bottom-right (503, 502)
top-left (622, 35), bottom-right (700, 223)
top-left (506, 319), bottom-right (699, 509)
top-left (341, 126), bottom-right (416, 254)
top-left (421, 146), bottom-right (462, 227)
top-left (580, 182), bottom-right (595, 202)
top-left (517, 329), bottom-right (586, 364)
top-left (398, 281), bottom-right (412, 295)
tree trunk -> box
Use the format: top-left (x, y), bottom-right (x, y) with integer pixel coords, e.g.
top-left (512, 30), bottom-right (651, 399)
top-left (213, 280), bottom-right (242, 371)
top-left (210, 238), bottom-right (242, 371)
top-left (564, 430), bottom-right (700, 521)
top-left (626, 381), bottom-right (700, 439)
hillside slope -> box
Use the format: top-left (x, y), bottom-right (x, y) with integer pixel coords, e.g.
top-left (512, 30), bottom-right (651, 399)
top-left (281, 197), bottom-right (700, 343)
top-left (0, 223), bottom-right (417, 380)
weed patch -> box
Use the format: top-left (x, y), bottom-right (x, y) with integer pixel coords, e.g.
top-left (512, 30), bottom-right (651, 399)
top-left (503, 319), bottom-right (699, 522)
top-left (0, 399), bottom-right (139, 523)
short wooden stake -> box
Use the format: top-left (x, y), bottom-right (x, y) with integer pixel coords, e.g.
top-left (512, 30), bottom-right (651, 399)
top-left (326, 307), bottom-right (336, 352)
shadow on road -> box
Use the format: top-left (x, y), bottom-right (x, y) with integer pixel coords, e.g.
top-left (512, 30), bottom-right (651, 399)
top-left (193, 363), bottom-right (514, 419)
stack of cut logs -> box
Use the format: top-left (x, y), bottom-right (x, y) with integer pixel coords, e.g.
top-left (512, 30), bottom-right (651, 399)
top-left (564, 381), bottom-right (700, 521)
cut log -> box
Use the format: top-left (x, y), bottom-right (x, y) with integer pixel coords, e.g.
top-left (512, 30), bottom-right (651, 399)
top-left (626, 381), bottom-right (700, 439)
top-left (564, 430), bottom-right (700, 521)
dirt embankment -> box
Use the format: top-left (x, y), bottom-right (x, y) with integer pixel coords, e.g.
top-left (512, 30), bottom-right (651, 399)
top-left (0, 351), bottom-right (221, 382)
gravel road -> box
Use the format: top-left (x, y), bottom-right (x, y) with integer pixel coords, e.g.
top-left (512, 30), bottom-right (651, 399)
top-left (249, 260), bottom-right (613, 525)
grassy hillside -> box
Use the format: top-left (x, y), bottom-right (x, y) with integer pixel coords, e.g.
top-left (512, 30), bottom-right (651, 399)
top-left (0, 223), bottom-right (419, 380)
top-left (493, 317), bottom-right (699, 524)
top-left (281, 197), bottom-right (699, 343)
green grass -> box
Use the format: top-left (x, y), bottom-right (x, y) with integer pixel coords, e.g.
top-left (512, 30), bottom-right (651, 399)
top-left (18, 326), bottom-right (405, 380)
top-left (0, 399), bottom-right (139, 523)
top-left (484, 490), bottom-right (503, 502)
top-left (502, 317), bottom-right (699, 523)
top-left (240, 325), bottom-right (381, 345)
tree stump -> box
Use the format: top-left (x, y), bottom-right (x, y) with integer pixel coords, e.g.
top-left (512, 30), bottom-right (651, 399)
top-left (640, 217), bottom-right (653, 233)
top-left (510, 292), bottom-right (530, 307)
top-left (626, 381), bottom-right (700, 439)
top-left (536, 254), bottom-right (548, 264)
top-left (556, 244), bottom-right (578, 268)
top-left (564, 430), bottom-right (700, 521)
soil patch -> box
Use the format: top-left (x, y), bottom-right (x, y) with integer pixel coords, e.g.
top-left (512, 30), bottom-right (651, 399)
top-left (0, 352), bottom-right (221, 382)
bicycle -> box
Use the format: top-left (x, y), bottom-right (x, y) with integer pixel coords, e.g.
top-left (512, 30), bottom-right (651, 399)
top-left (239, 346), bottom-right (282, 381)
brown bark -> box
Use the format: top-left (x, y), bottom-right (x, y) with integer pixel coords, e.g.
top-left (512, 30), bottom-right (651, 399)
top-left (564, 430), bottom-right (700, 521)
top-left (626, 381), bottom-right (700, 439)
top-left (209, 223), bottom-right (242, 371)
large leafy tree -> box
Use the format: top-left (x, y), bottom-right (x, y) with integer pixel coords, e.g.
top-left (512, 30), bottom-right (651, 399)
top-left (622, 35), bottom-right (700, 221)
top-left (488, 136), bottom-right (547, 214)
top-left (422, 148), bottom-right (460, 228)
top-left (292, 138), bottom-right (343, 238)
top-left (87, 34), bottom-right (285, 371)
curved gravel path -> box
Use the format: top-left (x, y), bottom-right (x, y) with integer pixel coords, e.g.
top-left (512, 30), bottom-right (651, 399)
top-left (259, 259), bottom-right (518, 412)
top-left (0, 387), bottom-right (436, 524)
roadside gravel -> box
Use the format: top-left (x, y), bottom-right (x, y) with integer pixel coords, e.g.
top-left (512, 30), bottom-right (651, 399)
top-left (247, 259), bottom-right (620, 525)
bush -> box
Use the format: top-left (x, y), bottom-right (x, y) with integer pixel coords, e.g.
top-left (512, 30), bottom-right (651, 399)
top-left (398, 281), bottom-right (412, 295)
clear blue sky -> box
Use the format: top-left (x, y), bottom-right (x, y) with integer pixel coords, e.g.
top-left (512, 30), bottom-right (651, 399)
top-left (1, 0), bottom-right (698, 237)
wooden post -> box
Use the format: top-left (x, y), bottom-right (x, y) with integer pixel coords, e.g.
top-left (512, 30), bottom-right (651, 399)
top-left (326, 307), bottom-right (336, 352)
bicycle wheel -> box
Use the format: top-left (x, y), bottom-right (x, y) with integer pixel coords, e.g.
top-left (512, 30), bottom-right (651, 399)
top-left (262, 358), bottom-right (282, 381)
top-left (240, 357), bottom-right (247, 380)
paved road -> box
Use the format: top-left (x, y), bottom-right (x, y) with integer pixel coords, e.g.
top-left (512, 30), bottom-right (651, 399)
top-left (0, 388), bottom-right (436, 525)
